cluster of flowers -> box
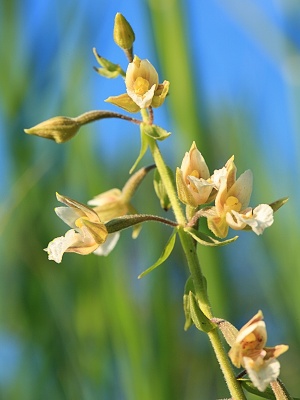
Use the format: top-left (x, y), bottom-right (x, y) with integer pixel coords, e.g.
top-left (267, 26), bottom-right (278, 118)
top-left (177, 142), bottom-right (274, 238)
top-left (45, 140), bottom-right (274, 263)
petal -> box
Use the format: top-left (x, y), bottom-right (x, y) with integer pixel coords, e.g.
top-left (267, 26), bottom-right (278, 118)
top-left (56, 193), bottom-right (100, 223)
top-left (152, 80), bottom-right (170, 108)
top-left (139, 59), bottom-right (159, 86)
top-left (88, 189), bottom-right (122, 207)
top-left (243, 356), bottom-right (280, 392)
top-left (93, 232), bottom-right (120, 256)
top-left (228, 169), bottom-right (253, 208)
top-left (88, 189), bottom-right (128, 222)
top-left (55, 206), bottom-right (78, 229)
top-left (207, 215), bottom-right (229, 238)
top-left (264, 344), bottom-right (289, 360)
top-left (224, 156), bottom-right (237, 189)
top-left (187, 176), bottom-right (214, 204)
top-left (226, 210), bottom-right (248, 231)
top-left (235, 320), bottom-right (267, 349)
top-left (229, 204), bottom-right (274, 235)
top-left (44, 229), bottom-right (83, 263)
top-left (176, 168), bottom-right (199, 207)
top-left (214, 177), bottom-right (228, 215)
top-left (127, 83), bottom-right (156, 108)
top-left (228, 321), bottom-right (266, 369)
top-left (77, 218), bottom-right (108, 244)
top-left (210, 166), bottom-right (228, 189)
top-left (251, 204), bottom-right (274, 234)
top-left (181, 142), bottom-right (210, 180)
top-left (126, 57), bottom-right (158, 87)
top-left (105, 93), bottom-right (141, 113)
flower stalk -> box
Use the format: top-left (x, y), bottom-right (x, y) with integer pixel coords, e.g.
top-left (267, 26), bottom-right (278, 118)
top-left (270, 380), bottom-right (292, 400)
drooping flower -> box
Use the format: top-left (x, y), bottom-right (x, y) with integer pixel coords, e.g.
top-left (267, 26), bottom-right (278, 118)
top-left (228, 311), bottom-right (288, 392)
top-left (88, 165), bottom-right (155, 239)
top-left (202, 157), bottom-right (274, 238)
top-left (45, 166), bottom-right (153, 263)
top-left (176, 142), bottom-right (215, 207)
top-left (105, 56), bottom-right (169, 112)
top-left (45, 193), bottom-right (110, 263)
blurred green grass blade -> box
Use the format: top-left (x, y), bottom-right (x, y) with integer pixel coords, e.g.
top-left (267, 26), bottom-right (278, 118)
top-left (147, 0), bottom-right (205, 146)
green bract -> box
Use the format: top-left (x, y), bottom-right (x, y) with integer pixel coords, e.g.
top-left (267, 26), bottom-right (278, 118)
top-left (138, 231), bottom-right (176, 279)
top-left (141, 123), bottom-right (171, 141)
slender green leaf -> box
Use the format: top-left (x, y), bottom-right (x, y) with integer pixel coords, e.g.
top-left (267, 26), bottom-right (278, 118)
top-left (183, 276), bottom-right (195, 331)
top-left (240, 379), bottom-right (276, 399)
top-left (129, 128), bottom-right (149, 173)
top-left (188, 292), bottom-right (216, 333)
top-left (153, 169), bottom-right (171, 210)
top-left (138, 230), bottom-right (176, 278)
top-left (184, 227), bottom-right (238, 247)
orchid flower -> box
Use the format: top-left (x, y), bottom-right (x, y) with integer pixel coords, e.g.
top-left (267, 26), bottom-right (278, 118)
top-left (202, 157), bottom-right (274, 238)
top-left (45, 193), bottom-right (110, 263)
top-left (106, 56), bottom-right (169, 112)
top-left (228, 311), bottom-right (288, 392)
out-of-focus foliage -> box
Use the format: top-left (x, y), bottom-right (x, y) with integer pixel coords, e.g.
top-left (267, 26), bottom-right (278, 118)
top-left (1, 0), bottom-right (299, 399)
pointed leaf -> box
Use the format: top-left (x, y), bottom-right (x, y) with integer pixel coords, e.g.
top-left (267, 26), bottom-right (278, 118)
top-left (188, 292), bottom-right (216, 333)
top-left (184, 227), bottom-right (238, 247)
top-left (176, 167), bottom-right (198, 207)
top-left (95, 68), bottom-right (122, 78)
top-left (93, 48), bottom-right (125, 78)
top-left (153, 169), bottom-right (171, 211)
top-left (269, 197), bottom-right (289, 212)
top-left (141, 122), bottom-right (171, 141)
top-left (183, 276), bottom-right (195, 331)
top-left (184, 275), bottom-right (195, 296)
top-left (138, 231), bottom-right (176, 278)
top-left (239, 379), bottom-right (276, 399)
top-left (129, 127), bottom-right (149, 174)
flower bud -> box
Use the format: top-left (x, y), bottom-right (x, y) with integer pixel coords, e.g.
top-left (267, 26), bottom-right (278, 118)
top-left (113, 13), bottom-right (135, 51)
top-left (24, 116), bottom-right (80, 143)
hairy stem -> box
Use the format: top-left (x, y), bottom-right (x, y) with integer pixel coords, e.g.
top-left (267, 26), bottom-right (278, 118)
top-left (75, 110), bottom-right (142, 126)
top-left (146, 143), bottom-right (245, 398)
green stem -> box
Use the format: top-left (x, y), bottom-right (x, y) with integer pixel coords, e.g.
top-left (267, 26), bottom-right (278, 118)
top-left (75, 110), bottom-right (142, 126)
top-left (147, 138), bottom-right (185, 225)
top-left (142, 109), bottom-right (245, 399)
top-left (105, 213), bottom-right (178, 233)
top-left (148, 141), bottom-right (245, 398)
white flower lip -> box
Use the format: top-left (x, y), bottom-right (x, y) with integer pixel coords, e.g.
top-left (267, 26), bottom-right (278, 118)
top-left (44, 193), bottom-right (109, 263)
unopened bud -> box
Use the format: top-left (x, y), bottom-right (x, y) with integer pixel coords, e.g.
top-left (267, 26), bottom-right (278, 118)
top-left (113, 13), bottom-right (135, 51)
top-left (24, 116), bottom-right (80, 143)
